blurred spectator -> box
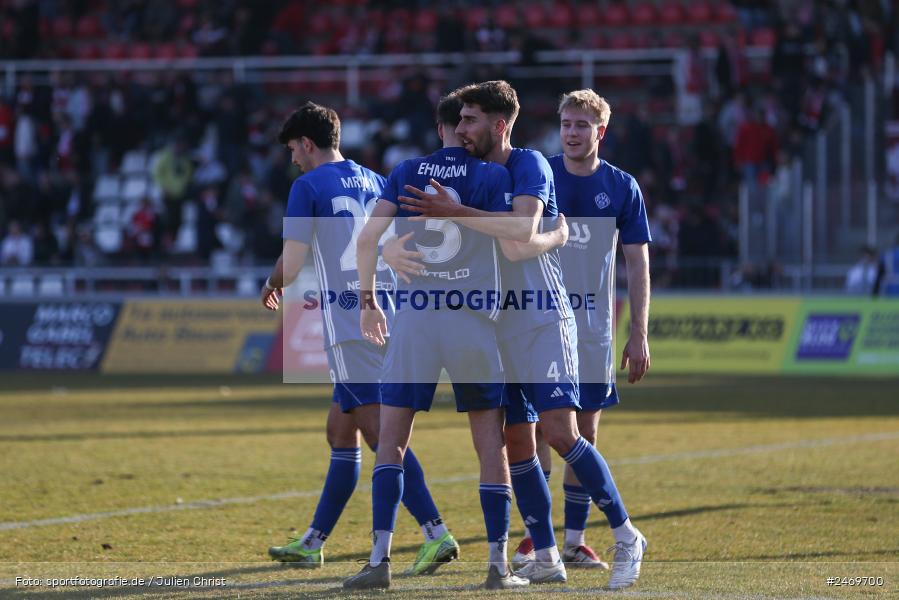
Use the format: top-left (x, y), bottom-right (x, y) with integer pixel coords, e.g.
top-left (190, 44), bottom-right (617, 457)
top-left (733, 107), bottom-right (779, 192)
top-left (196, 186), bottom-right (223, 261)
top-left (0, 100), bottom-right (12, 164)
top-left (845, 246), bottom-right (879, 295)
top-left (128, 198), bottom-right (158, 263)
top-left (14, 107), bottom-right (38, 183)
top-left (32, 221), bottom-right (60, 265)
top-left (0, 0), bottom-right (888, 290)
top-left (1, 220), bottom-right (34, 266)
top-left (73, 225), bottom-right (103, 267)
top-left (152, 138), bottom-right (193, 237)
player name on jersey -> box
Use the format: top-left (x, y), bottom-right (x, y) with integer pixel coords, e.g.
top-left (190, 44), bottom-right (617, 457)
top-left (339, 175), bottom-right (379, 191)
top-left (416, 162), bottom-right (468, 178)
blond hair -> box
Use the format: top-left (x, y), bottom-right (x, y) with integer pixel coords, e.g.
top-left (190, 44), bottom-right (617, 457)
top-left (558, 89), bottom-right (611, 128)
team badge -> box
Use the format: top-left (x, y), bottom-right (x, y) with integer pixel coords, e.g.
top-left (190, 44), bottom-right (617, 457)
top-left (594, 192), bottom-right (610, 210)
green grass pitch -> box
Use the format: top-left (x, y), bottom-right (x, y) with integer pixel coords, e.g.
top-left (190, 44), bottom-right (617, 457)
top-left (0, 373), bottom-right (897, 599)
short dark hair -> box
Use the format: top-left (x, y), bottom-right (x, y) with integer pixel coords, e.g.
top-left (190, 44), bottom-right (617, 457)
top-left (277, 101), bottom-right (341, 149)
top-left (436, 93), bottom-right (463, 126)
top-left (457, 80), bottom-right (520, 126)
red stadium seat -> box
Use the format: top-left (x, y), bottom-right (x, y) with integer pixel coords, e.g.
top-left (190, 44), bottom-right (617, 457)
top-left (663, 31), bottom-right (687, 48)
top-left (128, 43), bottom-right (153, 59)
top-left (103, 42), bottom-right (127, 60)
top-left (495, 4), bottom-right (519, 29)
top-left (523, 4), bottom-right (547, 29)
top-left (658, 1), bottom-right (687, 25)
top-left (632, 31), bottom-right (653, 48)
top-left (179, 43), bottom-right (198, 58)
top-left (577, 3), bottom-right (601, 28)
top-left (715, 2), bottom-right (738, 23)
top-left (750, 27), bottom-right (776, 48)
top-left (686, 1), bottom-right (713, 24)
top-left (630, 3), bottom-right (657, 26)
top-left (308, 12), bottom-right (330, 35)
top-left (699, 30), bottom-right (719, 48)
top-left (548, 3), bottom-right (573, 28)
top-left (75, 15), bottom-right (102, 38)
top-left (156, 42), bottom-right (179, 59)
top-left (414, 9), bottom-right (438, 32)
top-left (74, 43), bottom-right (101, 59)
top-left (604, 3), bottom-right (629, 27)
top-left (608, 31), bottom-right (634, 50)
top-left (464, 6), bottom-right (488, 30)
top-left (52, 16), bottom-right (74, 38)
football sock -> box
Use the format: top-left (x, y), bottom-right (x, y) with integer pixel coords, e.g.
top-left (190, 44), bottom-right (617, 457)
top-left (563, 483), bottom-right (592, 541)
top-left (420, 519), bottom-right (448, 542)
top-left (401, 447), bottom-right (444, 539)
top-left (510, 455), bottom-right (556, 552)
top-left (370, 463), bottom-right (403, 565)
top-left (309, 447), bottom-right (361, 539)
top-left (488, 540), bottom-right (509, 576)
top-left (562, 437), bottom-right (628, 528)
top-left (479, 483), bottom-right (512, 574)
top-left (298, 528), bottom-right (327, 551)
top-left (543, 469), bottom-right (551, 484)
top-left (611, 518), bottom-right (640, 545)
top-left (564, 528), bottom-right (585, 549)
top-left (370, 530), bottom-right (393, 567)
top-left (535, 545), bottom-right (561, 564)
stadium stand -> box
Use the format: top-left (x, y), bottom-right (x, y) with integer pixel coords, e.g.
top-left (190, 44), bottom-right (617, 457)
top-left (0, 0), bottom-right (896, 292)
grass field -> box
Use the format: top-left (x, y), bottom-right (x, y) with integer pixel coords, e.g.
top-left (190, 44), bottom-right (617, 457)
top-left (0, 373), bottom-right (897, 599)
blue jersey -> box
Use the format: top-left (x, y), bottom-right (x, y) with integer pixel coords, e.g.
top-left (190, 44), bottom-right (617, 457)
top-left (497, 148), bottom-right (573, 340)
top-left (550, 155), bottom-right (651, 338)
top-left (284, 160), bottom-right (395, 348)
top-left (382, 146), bottom-right (512, 320)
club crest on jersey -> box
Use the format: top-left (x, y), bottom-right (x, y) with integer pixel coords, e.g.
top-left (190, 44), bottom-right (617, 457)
top-left (594, 192), bottom-right (610, 210)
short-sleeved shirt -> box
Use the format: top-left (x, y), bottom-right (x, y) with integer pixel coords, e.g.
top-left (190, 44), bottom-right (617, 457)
top-left (550, 155), bottom-right (651, 339)
top-left (284, 159), bottom-right (395, 348)
top-left (497, 148), bottom-right (573, 340)
top-left (383, 146), bottom-right (512, 319)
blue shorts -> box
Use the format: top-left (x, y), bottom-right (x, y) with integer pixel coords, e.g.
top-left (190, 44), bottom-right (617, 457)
top-left (577, 335), bottom-right (620, 411)
top-left (326, 340), bottom-right (384, 413)
top-left (382, 309), bottom-right (505, 412)
top-left (503, 318), bottom-right (580, 426)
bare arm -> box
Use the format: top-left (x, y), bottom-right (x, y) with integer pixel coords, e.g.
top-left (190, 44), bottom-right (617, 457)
top-left (499, 213), bottom-right (569, 262)
top-left (398, 179), bottom-right (540, 243)
top-left (356, 199), bottom-right (397, 345)
top-left (261, 239), bottom-right (309, 311)
top-left (620, 242), bottom-right (650, 383)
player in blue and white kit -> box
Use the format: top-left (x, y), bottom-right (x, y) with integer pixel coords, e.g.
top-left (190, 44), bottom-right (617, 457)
top-left (260, 101), bottom-right (456, 574)
top-left (531, 89), bottom-right (652, 588)
top-left (344, 93), bottom-right (528, 591)
top-left (397, 81), bottom-right (573, 585)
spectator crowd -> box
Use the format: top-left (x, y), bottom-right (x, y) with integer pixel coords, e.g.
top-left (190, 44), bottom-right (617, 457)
top-left (1, 0), bottom-right (895, 289)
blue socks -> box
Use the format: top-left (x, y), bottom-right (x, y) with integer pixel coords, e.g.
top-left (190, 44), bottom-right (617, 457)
top-left (401, 447), bottom-right (442, 526)
top-left (372, 463), bottom-right (404, 532)
top-left (510, 456), bottom-right (556, 551)
top-left (562, 437), bottom-right (628, 528)
top-left (310, 447), bottom-right (362, 536)
top-left (563, 483), bottom-right (592, 532)
top-left (478, 483), bottom-right (512, 543)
